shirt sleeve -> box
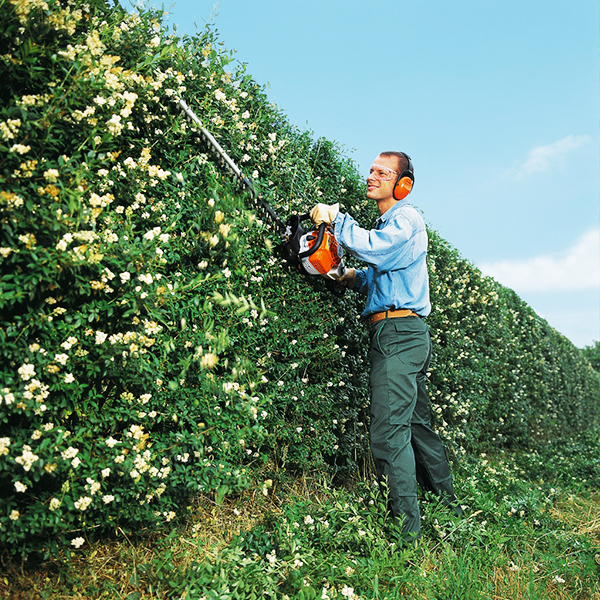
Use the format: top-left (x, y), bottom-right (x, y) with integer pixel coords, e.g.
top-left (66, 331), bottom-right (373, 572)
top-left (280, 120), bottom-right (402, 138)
top-left (333, 210), bottom-right (425, 273)
top-left (353, 268), bottom-right (368, 296)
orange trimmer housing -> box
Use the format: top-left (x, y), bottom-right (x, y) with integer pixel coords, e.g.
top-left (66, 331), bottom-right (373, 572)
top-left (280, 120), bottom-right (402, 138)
top-left (299, 223), bottom-right (345, 280)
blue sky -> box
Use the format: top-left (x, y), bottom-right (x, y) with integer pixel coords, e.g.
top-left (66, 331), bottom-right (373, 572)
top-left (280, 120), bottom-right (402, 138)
top-left (162, 0), bottom-right (599, 348)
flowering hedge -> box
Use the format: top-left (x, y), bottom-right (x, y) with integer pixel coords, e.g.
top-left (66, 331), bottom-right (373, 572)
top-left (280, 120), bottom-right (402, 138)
top-left (1, 0), bottom-right (598, 557)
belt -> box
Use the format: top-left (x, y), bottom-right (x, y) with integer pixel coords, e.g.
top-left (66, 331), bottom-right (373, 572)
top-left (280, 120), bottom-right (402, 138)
top-left (366, 308), bottom-right (420, 327)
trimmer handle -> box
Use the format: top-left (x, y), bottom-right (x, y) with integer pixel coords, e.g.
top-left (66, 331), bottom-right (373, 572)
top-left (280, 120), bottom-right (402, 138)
top-left (297, 216), bottom-right (327, 260)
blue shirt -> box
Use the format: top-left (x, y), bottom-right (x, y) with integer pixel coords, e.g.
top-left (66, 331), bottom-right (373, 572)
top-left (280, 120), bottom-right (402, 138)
top-left (333, 199), bottom-right (431, 317)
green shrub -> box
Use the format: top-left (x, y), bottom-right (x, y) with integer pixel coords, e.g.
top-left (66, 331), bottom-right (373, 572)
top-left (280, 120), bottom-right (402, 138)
top-left (1, 0), bottom-right (598, 558)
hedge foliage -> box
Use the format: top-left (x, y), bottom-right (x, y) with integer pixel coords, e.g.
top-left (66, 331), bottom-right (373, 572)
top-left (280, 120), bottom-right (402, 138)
top-left (1, 0), bottom-right (598, 557)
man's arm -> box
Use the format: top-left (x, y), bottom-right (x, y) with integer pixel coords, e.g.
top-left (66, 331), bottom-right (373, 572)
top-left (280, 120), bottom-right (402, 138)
top-left (333, 211), bottom-right (424, 273)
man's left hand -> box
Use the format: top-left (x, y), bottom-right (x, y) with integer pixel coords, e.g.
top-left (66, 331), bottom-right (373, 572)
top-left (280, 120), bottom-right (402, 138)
top-left (338, 268), bottom-right (356, 289)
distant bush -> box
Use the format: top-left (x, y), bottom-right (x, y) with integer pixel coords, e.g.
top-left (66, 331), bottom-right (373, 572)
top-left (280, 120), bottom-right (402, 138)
top-left (425, 232), bottom-right (600, 450)
top-left (580, 340), bottom-right (599, 372)
top-left (1, 0), bottom-right (598, 558)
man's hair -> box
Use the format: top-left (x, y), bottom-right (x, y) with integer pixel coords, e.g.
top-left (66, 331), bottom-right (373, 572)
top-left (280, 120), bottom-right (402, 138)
top-left (380, 151), bottom-right (410, 174)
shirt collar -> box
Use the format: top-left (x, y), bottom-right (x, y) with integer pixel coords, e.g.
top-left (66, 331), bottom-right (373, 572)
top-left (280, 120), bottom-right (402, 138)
top-left (376, 199), bottom-right (410, 227)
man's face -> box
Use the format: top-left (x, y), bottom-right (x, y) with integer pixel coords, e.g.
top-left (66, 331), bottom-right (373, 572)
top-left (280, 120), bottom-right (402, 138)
top-left (366, 154), bottom-right (399, 204)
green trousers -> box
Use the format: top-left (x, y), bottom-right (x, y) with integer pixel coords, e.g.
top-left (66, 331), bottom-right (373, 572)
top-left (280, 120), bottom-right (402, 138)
top-left (369, 316), bottom-right (460, 539)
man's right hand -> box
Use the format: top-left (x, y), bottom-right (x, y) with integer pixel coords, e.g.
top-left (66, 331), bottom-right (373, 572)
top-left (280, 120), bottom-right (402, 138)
top-left (338, 268), bottom-right (356, 289)
top-left (310, 203), bottom-right (339, 225)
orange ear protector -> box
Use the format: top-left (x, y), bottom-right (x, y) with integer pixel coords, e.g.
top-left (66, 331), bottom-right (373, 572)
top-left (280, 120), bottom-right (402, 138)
top-left (393, 153), bottom-right (414, 201)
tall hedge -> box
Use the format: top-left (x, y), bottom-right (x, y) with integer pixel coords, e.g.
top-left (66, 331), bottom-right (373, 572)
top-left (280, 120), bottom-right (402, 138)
top-left (1, 0), bottom-right (598, 557)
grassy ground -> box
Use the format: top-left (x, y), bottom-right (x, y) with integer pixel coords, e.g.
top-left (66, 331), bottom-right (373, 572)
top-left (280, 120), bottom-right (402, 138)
top-left (2, 451), bottom-right (599, 600)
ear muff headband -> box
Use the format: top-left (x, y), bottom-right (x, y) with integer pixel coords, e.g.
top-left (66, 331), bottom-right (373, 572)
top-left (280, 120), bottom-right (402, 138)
top-left (393, 153), bottom-right (414, 201)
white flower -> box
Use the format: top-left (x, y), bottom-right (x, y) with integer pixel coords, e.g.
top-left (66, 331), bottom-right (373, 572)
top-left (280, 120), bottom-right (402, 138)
top-left (64, 373), bottom-right (75, 383)
top-left (9, 510), bottom-right (20, 521)
top-left (200, 353), bottom-right (218, 369)
top-left (106, 114), bottom-right (123, 136)
top-left (74, 496), bottom-right (92, 511)
top-left (0, 437), bottom-right (10, 456)
top-left (341, 585), bottom-right (356, 599)
top-left (49, 498), bottom-right (61, 511)
top-left (102, 494), bottom-right (115, 504)
top-left (105, 436), bottom-right (119, 448)
top-left (95, 331), bottom-right (108, 345)
top-left (15, 446), bottom-right (39, 471)
top-left (304, 515), bottom-right (314, 525)
top-left (61, 336), bottom-right (78, 350)
top-left (54, 353), bottom-right (69, 365)
top-left (143, 227), bottom-right (160, 241)
top-left (10, 144), bottom-right (31, 154)
top-left (14, 481), bottom-right (27, 493)
top-left (18, 363), bottom-right (35, 381)
top-left (86, 479), bottom-right (101, 495)
top-left (61, 446), bottom-right (79, 460)
top-left (71, 537), bottom-right (85, 548)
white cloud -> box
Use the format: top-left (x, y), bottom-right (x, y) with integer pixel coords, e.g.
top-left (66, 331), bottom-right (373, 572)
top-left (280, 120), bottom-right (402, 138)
top-left (513, 134), bottom-right (591, 180)
top-left (478, 227), bottom-right (600, 292)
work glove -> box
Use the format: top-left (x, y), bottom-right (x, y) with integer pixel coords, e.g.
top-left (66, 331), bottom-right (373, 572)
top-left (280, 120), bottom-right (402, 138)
top-left (338, 268), bottom-right (356, 289)
top-left (310, 203), bottom-right (339, 225)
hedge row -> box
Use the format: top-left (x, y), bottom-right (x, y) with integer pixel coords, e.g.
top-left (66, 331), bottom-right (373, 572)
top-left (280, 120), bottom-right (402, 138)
top-left (1, 0), bottom-right (598, 557)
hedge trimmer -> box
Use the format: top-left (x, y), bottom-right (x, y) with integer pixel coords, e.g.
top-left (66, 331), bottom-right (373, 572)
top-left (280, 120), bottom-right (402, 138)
top-left (178, 98), bottom-right (346, 286)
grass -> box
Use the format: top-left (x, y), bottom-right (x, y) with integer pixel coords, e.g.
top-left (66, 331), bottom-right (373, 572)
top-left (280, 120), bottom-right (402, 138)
top-left (2, 452), bottom-right (599, 600)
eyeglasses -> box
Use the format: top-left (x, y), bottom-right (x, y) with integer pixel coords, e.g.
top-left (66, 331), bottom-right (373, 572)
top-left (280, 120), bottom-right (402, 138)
top-left (368, 164), bottom-right (398, 181)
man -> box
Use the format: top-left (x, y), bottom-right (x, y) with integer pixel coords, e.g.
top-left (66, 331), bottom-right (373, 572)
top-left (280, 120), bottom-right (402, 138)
top-left (310, 151), bottom-right (461, 542)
